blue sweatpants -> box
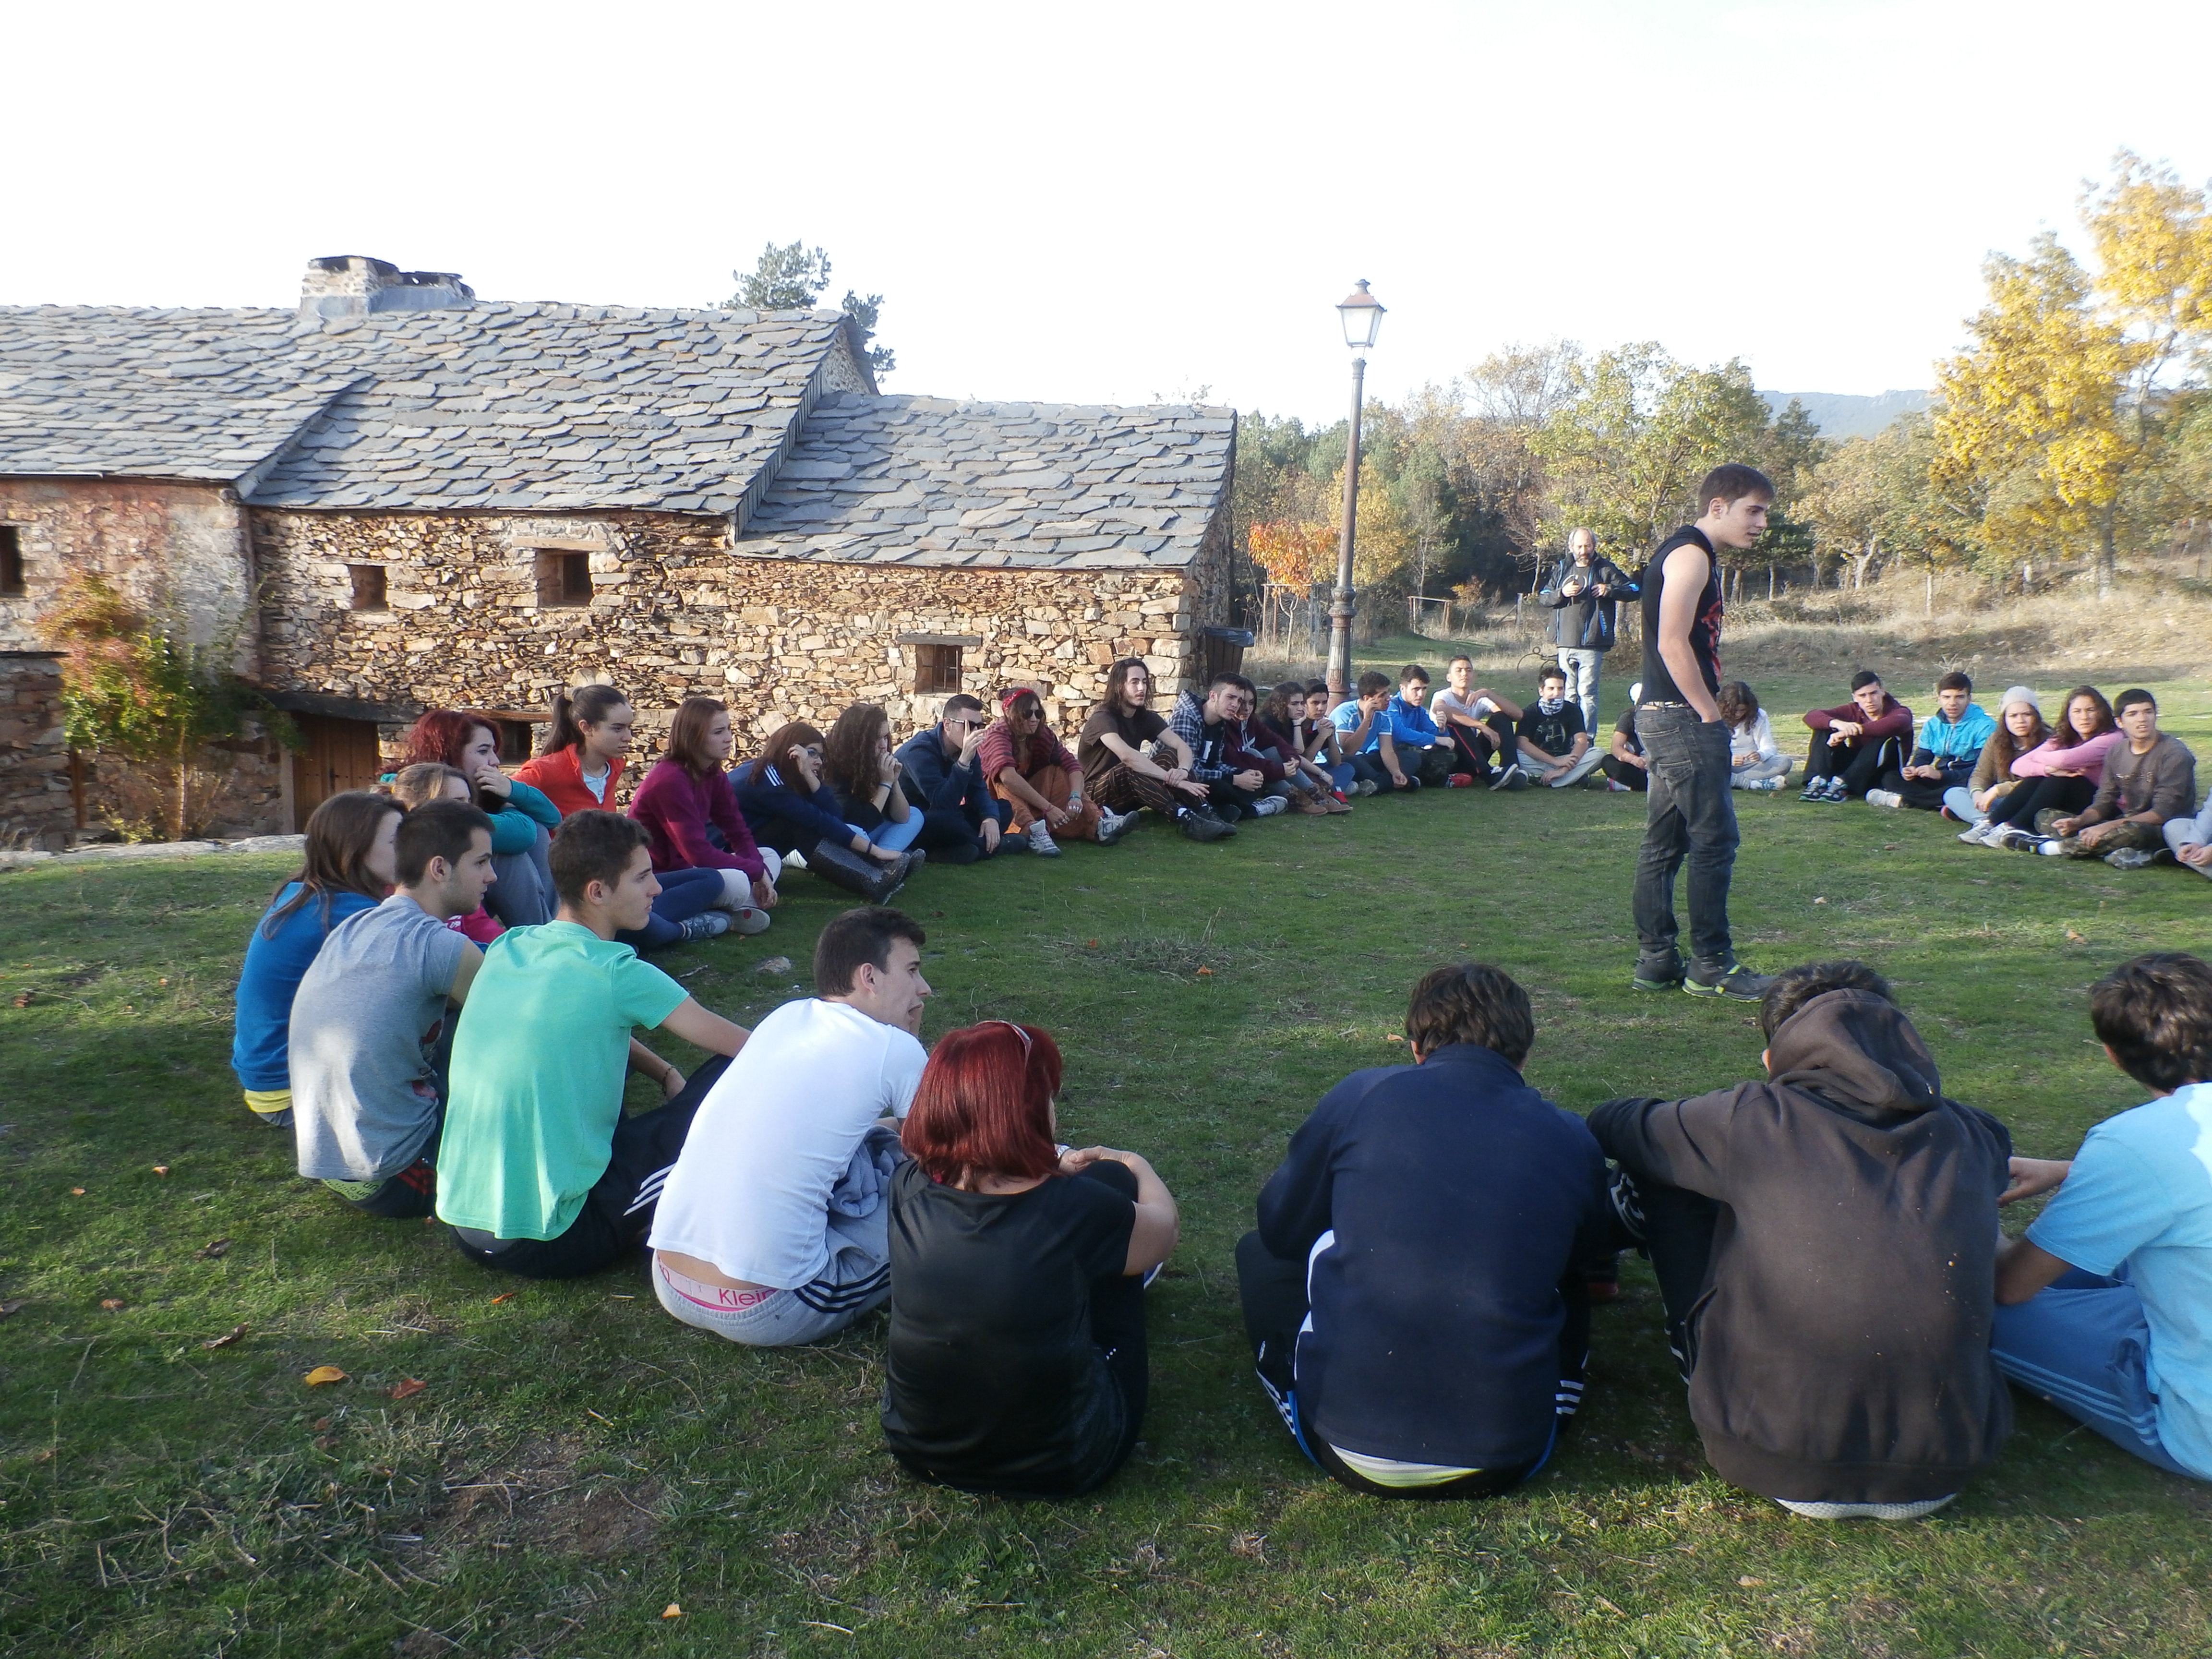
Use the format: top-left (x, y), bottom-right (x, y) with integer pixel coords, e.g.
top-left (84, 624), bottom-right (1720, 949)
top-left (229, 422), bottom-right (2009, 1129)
top-left (1992, 1268), bottom-right (2200, 1479)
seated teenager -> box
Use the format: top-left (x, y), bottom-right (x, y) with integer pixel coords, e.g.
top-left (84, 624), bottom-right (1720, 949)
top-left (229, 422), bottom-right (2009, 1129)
top-left (1262, 681), bottom-right (1352, 814)
top-left (231, 791), bottom-right (404, 1131)
top-left (1867, 671), bottom-right (1993, 812)
top-left (1174, 673), bottom-right (1287, 813)
top-left (1511, 664), bottom-right (1605, 789)
top-left (1603, 700), bottom-right (1649, 793)
top-left (389, 764), bottom-right (504, 945)
top-left (517, 684), bottom-right (729, 947)
top-left (825, 703), bottom-right (926, 857)
top-left (982, 687), bottom-right (1130, 855)
top-left (2044, 690), bottom-right (2197, 866)
top-left (650, 907), bottom-right (931, 1346)
top-left (1994, 952), bottom-right (2212, 1481)
top-left (1590, 962), bottom-right (2014, 1518)
top-left (894, 696), bottom-right (1008, 864)
top-left (1387, 665), bottom-right (1459, 788)
top-left (1080, 658), bottom-right (1237, 841)
top-left (1237, 963), bottom-right (1611, 1499)
top-left (399, 709), bottom-right (561, 927)
top-left (1238, 679), bottom-right (1333, 816)
top-left (1328, 671), bottom-right (1411, 795)
top-left (736, 721), bottom-right (911, 903)
top-left (2166, 793), bottom-right (2212, 880)
top-left (1719, 681), bottom-right (1791, 791)
top-left (289, 799), bottom-right (494, 1219)
top-left (435, 812), bottom-right (751, 1280)
top-left (881, 1021), bottom-right (1178, 1498)
top-left (1980, 685), bottom-right (2120, 850)
top-left (627, 695), bottom-right (775, 934)
top-left (1295, 681), bottom-right (1358, 803)
top-left (1430, 656), bottom-right (1523, 785)
top-left (1798, 671), bottom-right (1914, 802)
top-left (1951, 688), bottom-right (2048, 842)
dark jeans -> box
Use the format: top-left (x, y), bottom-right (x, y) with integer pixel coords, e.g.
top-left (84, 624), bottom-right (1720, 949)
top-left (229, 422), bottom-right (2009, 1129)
top-left (1883, 766), bottom-right (1972, 811)
top-left (1632, 705), bottom-right (1740, 975)
top-left (1346, 753), bottom-right (1406, 793)
top-left (1804, 733), bottom-right (1906, 795)
top-left (449, 1056), bottom-right (730, 1280)
top-left (1608, 1169), bottom-right (1720, 1378)
top-left (1600, 754), bottom-right (1650, 791)
top-left (1234, 1230), bottom-right (1573, 1500)
top-left (615, 866), bottom-right (726, 952)
top-left (485, 823), bottom-right (557, 927)
top-left (1203, 778), bottom-right (1262, 817)
top-left (1402, 742), bottom-right (1455, 787)
top-left (1986, 774), bottom-right (2094, 829)
top-left (913, 805), bottom-right (1004, 863)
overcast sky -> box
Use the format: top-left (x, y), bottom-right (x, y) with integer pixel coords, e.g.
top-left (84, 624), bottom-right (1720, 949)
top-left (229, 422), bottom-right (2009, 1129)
top-left (10, 0), bottom-right (2207, 424)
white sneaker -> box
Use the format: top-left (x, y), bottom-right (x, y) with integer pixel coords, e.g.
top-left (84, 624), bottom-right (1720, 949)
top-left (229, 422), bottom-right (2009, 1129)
top-left (1250, 796), bottom-right (1288, 817)
top-left (1750, 777), bottom-right (1788, 792)
top-left (731, 906), bottom-right (772, 935)
top-left (1957, 821), bottom-right (1992, 844)
top-left (2038, 839), bottom-right (2068, 856)
top-left (1095, 807), bottom-right (1138, 845)
top-left (1026, 820), bottom-right (1062, 857)
top-left (1865, 789), bottom-right (1903, 809)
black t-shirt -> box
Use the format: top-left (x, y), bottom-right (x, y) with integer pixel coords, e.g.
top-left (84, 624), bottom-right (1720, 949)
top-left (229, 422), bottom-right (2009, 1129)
top-left (1517, 700), bottom-right (1587, 759)
top-left (1638, 525), bottom-right (1723, 705)
top-left (1076, 705), bottom-right (1168, 780)
top-left (882, 1160), bottom-right (1136, 1489)
top-left (1614, 707), bottom-right (1643, 756)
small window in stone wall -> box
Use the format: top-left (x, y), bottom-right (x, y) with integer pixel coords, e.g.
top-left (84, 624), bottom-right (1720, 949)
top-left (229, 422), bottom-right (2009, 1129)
top-left (914, 642), bottom-right (963, 694)
top-left (536, 550), bottom-right (594, 607)
top-left (0, 527), bottom-right (25, 597)
top-left (495, 720), bottom-right (535, 763)
top-left (347, 564), bottom-right (387, 610)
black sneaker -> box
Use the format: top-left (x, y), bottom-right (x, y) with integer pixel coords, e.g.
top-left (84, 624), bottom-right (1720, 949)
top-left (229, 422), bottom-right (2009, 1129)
top-left (1798, 778), bottom-right (1826, 802)
top-left (1177, 807), bottom-right (1236, 842)
top-left (1684, 961), bottom-right (1774, 1001)
top-left (1632, 958), bottom-right (1685, 991)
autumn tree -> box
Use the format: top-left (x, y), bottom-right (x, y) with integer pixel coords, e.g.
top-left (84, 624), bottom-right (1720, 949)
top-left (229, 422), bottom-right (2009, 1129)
top-left (726, 240), bottom-right (895, 378)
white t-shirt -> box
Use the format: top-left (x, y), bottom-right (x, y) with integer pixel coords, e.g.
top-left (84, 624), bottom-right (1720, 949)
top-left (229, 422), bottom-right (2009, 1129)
top-left (1431, 688), bottom-right (1498, 728)
top-left (649, 998), bottom-right (926, 1289)
top-left (1730, 709), bottom-right (1780, 764)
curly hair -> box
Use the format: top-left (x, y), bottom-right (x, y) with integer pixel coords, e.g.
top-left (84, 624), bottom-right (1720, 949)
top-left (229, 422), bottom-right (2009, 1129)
top-left (822, 704), bottom-right (891, 801)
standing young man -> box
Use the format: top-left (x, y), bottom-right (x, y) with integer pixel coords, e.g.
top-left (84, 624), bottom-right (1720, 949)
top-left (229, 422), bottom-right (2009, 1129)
top-left (1539, 527), bottom-right (1638, 732)
top-left (1632, 465), bottom-right (1774, 1000)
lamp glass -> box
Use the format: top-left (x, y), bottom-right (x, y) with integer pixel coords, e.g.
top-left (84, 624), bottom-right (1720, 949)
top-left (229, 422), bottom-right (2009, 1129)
top-left (1337, 286), bottom-right (1384, 350)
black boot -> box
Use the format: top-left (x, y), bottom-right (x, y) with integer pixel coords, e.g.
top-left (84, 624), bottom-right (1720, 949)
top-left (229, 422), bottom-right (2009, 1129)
top-left (808, 841), bottom-right (908, 904)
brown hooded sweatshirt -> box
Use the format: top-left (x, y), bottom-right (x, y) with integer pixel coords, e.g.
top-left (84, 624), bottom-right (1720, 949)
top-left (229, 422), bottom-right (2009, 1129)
top-left (1588, 990), bottom-right (2013, 1504)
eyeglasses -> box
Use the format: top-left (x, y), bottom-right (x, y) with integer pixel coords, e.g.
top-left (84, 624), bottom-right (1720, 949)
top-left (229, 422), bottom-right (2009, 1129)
top-left (799, 745), bottom-right (824, 761)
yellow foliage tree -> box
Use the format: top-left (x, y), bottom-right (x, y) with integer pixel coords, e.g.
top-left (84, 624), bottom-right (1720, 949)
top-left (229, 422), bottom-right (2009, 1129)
top-left (1246, 519), bottom-right (1337, 589)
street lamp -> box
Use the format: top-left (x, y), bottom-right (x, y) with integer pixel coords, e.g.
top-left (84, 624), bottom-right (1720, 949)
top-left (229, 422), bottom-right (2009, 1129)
top-left (1327, 280), bottom-right (1384, 697)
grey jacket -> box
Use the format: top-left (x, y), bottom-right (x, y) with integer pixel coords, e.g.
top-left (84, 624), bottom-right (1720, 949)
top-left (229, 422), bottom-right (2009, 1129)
top-left (1538, 556), bottom-right (1638, 651)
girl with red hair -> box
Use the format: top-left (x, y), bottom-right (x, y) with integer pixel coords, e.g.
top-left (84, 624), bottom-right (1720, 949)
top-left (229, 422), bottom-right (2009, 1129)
top-left (397, 709), bottom-right (562, 927)
top-left (882, 1021), bottom-right (1178, 1497)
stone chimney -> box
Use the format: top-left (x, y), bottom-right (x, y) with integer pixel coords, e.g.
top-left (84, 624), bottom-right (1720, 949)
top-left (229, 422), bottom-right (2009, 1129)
top-left (299, 256), bottom-right (475, 319)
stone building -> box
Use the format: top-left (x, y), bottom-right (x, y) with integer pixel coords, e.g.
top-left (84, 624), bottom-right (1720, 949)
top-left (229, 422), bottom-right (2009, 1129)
top-left (0, 255), bottom-right (1242, 833)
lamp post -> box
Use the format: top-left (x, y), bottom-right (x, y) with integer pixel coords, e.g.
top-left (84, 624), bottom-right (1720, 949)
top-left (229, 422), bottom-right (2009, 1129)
top-left (1327, 280), bottom-right (1384, 698)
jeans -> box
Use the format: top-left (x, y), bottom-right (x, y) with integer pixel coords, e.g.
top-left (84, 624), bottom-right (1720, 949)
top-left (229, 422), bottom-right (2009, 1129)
top-left (862, 813), bottom-right (925, 853)
top-left (2165, 801), bottom-right (2212, 877)
top-left (1632, 705), bottom-right (1740, 975)
top-left (1557, 648), bottom-right (1604, 733)
top-left (1943, 784), bottom-right (1984, 821)
top-left (1992, 1269), bottom-right (2200, 1479)
top-left (1804, 733), bottom-right (1905, 796)
top-left (913, 804), bottom-right (1006, 863)
top-left (616, 866), bottom-right (726, 952)
top-left (486, 824), bottom-right (557, 927)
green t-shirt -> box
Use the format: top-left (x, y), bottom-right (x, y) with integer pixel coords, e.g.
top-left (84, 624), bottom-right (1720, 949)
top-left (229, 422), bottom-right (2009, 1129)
top-left (434, 921), bottom-right (689, 1240)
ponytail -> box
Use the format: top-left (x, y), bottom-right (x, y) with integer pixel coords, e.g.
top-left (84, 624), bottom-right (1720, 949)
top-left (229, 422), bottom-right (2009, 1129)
top-left (541, 683), bottom-right (630, 757)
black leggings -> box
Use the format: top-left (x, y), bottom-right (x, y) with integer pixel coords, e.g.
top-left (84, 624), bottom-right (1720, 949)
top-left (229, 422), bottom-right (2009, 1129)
top-left (1804, 733), bottom-right (1905, 795)
top-left (1984, 774), bottom-right (2094, 829)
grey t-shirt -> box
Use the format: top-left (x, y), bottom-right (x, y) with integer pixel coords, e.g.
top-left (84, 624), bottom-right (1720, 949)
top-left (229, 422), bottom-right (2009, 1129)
top-left (289, 894), bottom-right (466, 1182)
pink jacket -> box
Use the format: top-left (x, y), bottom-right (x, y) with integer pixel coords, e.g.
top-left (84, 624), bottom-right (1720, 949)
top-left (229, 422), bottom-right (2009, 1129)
top-left (627, 757), bottom-right (769, 880)
top-left (2010, 729), bottom-right (2121, 786)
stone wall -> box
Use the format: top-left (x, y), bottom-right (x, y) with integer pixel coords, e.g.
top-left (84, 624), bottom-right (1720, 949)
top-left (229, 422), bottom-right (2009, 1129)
top-left (0, 478), bottom-right (258, 664)
top-left (0, 651), bottom-right (75, 848)
top-left (252, 507), bottom-right (1227, 758)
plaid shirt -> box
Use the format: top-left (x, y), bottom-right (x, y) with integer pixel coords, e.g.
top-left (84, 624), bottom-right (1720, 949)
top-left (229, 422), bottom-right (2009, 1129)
top-left (1169, 690), bottom-right (1233, 782)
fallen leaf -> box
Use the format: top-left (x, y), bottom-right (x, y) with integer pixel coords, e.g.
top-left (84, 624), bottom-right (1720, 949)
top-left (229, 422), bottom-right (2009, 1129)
top-left (313, 1417), bottom-right (331, 1431)
top-left (202, 1324), bottom-right (248, 1349)
top-left (1739, 1576), bottom-right (1764, 1587)
top-left (390, 1377), bottom-right (428, 1400)
top-left (70, 1187), bottom-right (85, 1196)
top-left (303, 1365), bottom-right (348, 1386)
top-left (11, 991), bottom-right (31, 1008)
top-left (1385, 1033), bottom-right (1405, 1043)
top-left (195, 1238), bottom-right (231, 1260)
top-left (0, 1298), bottom-right (27, 1318)
top-left (1195, 967), bottom-right (1214, 977)
top-left (490, 1291), bottom-right (517, 1304)
top-left (1813, 897), bottom-right (1827, 905)
top-left (152, 1165), bottom-right (170, 1176)
top-left (662, 1604), bottom-right (684, 1619)
top-left (100, 1298), bottom-right (124, 1310)
top-left (2066, 928), bottom-right (2086, 943)
top-left (158, 977), bottom-right (168, 985)
top-left (1086, 938), bottom-right (1100, 948)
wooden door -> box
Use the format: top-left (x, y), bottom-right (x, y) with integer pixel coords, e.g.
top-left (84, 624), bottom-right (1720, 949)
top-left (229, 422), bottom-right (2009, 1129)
top-left (294, 716), bottom-right (385, 823)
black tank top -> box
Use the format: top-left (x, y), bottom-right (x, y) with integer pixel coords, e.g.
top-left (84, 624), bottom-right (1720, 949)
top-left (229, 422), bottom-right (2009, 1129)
top-left (1638, 526), bottom-right (1722, 705)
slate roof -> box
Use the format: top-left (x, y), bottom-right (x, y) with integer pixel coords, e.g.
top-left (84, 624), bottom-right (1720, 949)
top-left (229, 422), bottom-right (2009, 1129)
top-left (731, 393), bottom-right (1236, 569)
top-left (0, 302), bottom-right (856, 514)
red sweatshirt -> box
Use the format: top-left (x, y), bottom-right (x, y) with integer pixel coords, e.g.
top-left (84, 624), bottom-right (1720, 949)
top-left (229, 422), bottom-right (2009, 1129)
top-left (1804, 695), bottom-right (1914, 751)
top-left (513, 745), bottom-right (628, 819)
top-left (627, 757), bottom-right (769, 880)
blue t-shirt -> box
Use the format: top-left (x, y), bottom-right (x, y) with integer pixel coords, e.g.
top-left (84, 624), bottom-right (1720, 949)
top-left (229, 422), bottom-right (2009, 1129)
top-left (2029, 1081), bottom-right (2212, 1478)
top-left (230, 883), bottom-right (381, 1092)
top-left (1329, 700), bottom-right (1395, 756)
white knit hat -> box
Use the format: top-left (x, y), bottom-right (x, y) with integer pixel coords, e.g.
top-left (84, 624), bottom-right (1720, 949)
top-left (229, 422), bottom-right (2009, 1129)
top-left (2000, 685), bottom-right (2040, 713)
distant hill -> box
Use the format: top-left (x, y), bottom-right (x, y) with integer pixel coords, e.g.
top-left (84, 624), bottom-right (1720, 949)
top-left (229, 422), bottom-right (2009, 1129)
top-left (1761, 389), bottom-right (1932, 441)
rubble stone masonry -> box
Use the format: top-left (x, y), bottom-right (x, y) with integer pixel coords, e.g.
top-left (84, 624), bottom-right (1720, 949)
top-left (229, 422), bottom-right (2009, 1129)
top-left (0, 651), bottom-right (75, 848)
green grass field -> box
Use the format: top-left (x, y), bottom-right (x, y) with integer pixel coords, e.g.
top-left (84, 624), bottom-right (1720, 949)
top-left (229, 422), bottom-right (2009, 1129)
top-left (4, 635), bottom-right (2210, 1658)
